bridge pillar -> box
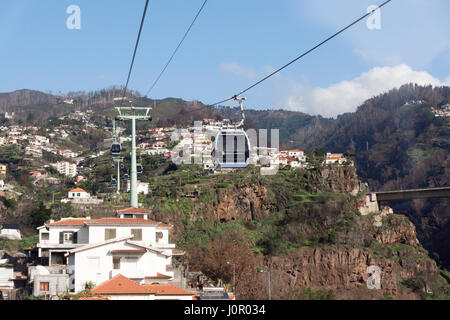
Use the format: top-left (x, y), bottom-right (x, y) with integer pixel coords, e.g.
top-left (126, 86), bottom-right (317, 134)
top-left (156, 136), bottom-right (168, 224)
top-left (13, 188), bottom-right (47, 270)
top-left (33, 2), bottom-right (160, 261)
top-left (359, 193), bottom-right (379, 216)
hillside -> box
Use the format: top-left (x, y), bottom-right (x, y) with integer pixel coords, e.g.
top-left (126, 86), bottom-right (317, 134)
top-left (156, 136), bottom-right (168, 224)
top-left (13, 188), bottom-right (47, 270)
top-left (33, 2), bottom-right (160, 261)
top-left (128, 163), bottom-right (450, 299)
top-left (292, 84), bottom-right (450, 268)
top-left (0, 84), bottom-right (449, 293)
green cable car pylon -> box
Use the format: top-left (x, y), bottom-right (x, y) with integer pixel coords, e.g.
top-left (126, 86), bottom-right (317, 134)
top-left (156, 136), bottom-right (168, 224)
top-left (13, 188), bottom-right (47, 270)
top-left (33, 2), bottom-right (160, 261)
top-left (115, 105), bottom-right (152, 207)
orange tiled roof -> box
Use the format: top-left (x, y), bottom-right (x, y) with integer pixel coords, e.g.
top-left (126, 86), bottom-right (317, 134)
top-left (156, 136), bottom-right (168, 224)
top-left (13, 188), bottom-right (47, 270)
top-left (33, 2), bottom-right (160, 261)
top-left (90, 274), bottom-right (149, 295)
top-left (117, 207), bottom-right (151, 214)
top-left (85, 218), bottom-right (160, 225)
top-left (69, 188), bottom-right (88, 193)
top-left (47, 218), bottom-right (159, 226)
top-left (172, 249), bottom-right (185, 254)
top-left (110, 249), bottom-right (146, 254)
top-left (157, 223), bottom-right (172, 227)
top-left (80, 297), bottom-right (110, 300)
top-left (327, 153), bottom-right (343, 158)
top-left (47, 219), bottom-right (90, 226)
top-left (144, 273), bottom-right (173, 280)
top-left (142, 284), bottom-right (195, 296)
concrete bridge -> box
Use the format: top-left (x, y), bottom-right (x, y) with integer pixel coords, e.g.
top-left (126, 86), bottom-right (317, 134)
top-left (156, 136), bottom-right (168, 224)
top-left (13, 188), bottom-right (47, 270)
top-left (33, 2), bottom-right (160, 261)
top-left (360, 187), bottom-right (450, 215)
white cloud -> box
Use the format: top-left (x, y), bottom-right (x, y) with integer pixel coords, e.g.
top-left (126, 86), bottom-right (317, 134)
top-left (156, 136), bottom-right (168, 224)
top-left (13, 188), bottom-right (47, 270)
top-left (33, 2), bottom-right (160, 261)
top-left (282, 64), bottom-right (450, 118)
top-left (219, 63), bottom-right (258, 80)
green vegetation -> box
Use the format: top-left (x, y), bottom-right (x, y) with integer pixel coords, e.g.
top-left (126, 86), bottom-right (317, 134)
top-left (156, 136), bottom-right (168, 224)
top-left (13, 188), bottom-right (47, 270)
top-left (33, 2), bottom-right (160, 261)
top-left (0, 234), bottom-right (39, 252)
top-left (282, 286), bottom-right (335, 300)
top-left (30, 201), bottom-right (52, 228)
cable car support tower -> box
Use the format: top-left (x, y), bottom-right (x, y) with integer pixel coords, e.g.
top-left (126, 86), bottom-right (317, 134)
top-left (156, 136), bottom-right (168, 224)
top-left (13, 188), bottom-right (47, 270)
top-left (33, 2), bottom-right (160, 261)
top-left (115, 105), bottom-right (152, 207)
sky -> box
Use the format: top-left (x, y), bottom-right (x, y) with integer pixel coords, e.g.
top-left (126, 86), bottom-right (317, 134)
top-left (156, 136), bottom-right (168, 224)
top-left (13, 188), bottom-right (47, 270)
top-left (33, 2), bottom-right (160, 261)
top-left (0, 0), bottom-right (449, 118)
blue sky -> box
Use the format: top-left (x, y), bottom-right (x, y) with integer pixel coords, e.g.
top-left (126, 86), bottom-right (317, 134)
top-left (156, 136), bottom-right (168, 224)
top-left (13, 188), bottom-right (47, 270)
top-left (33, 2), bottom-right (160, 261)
top-left (0, 0), bottom-right (449, 117)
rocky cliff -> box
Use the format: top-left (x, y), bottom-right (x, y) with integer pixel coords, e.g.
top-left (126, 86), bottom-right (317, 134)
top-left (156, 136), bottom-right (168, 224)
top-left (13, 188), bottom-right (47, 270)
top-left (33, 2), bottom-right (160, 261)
top-left (150, 165), bottom-right (449, 300)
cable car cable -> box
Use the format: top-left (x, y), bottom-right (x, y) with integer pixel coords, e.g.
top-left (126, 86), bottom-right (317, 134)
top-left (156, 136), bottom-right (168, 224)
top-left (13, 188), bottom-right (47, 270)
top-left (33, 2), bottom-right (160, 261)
top-left (208, 0), bottom-right (392, 107)
top-left (122, 0), bottom-right (151, 99)
top-left (145, 0), bottom-right (209, 97)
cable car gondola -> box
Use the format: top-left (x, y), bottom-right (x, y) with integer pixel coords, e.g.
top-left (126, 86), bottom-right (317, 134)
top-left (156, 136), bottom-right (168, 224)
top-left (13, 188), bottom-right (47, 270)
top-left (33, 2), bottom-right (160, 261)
top-left (124, 173), bottom-right (129, 180)
top-left (136, 164), bottom-right (143, 174)
top-left (110, 141), bottom-right (122, 156)
top-left (120, 163), bottom-right (124, 170)
top-left (213, 96), bottom-right (251, 168)
top-left (111, 178), bottom-right (117, 186)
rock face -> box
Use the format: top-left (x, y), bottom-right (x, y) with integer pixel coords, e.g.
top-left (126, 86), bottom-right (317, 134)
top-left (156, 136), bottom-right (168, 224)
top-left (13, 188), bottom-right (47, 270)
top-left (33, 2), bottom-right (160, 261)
top-left (266, 245), bottom-right (438, 298)
top-left (373, 216), bottom-right (420, 247)
top-left (214, 184), bottom-right (274, 222)
top-left (307, 166), bottom-right (364, 195)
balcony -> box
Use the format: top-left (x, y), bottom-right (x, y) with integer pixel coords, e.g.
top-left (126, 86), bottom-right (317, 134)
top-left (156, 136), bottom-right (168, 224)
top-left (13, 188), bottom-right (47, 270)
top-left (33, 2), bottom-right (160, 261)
top-left (37, 243), bottom-right (86, 249)
top-left (153, 243), bottom-right (176, 249)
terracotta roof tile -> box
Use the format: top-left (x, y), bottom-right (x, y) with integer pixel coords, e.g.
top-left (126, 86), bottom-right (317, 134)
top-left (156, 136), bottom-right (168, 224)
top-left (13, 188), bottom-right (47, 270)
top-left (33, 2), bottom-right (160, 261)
top-left (144, 273), bottom-right (173, 280)
top-left (172, 249), bottom-right (185, 255)
top-left (110, 249), bottom-right (146, 254)
top-left (85, 218), bottom-right (160, 225)
top-left (117, 207), bottom-right (151, 214)
top-left (48, 218), bottom-right (167, 226)
top-left (47, 219), bottom-right (90, 226)
top-left (69, 188), bottom-right (88, 193)
top-left (90, 274), bottom-right (149, 295)
top-left (142, 284), bottom-right (195, 296)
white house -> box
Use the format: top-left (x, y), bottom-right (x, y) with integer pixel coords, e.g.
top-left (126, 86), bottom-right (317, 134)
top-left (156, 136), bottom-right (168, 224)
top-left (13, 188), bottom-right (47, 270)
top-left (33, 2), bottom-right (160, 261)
top-left (325, 153), bottom-right (347, 165)
top-left (0, 224), bottom-right (21, 240)
top-left (0, 264), bottom-right (14, 289)
top-left (281, 150), bottom-right (306, 162)
top-left (68, 188), bottom-right (91, 199)
top-left (126, 180), bottom-right (149, 195)
top-left (36, 209), bottom-right (178, 293)
top-left (61, 187), bottom-right (103, 205)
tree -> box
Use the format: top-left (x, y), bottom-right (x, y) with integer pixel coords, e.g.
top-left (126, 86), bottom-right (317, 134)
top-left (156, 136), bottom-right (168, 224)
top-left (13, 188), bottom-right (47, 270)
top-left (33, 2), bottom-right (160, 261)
top-left (187, 230), bottom-right (264, 299)
top-left (30, 201), bottom-right (52, 228)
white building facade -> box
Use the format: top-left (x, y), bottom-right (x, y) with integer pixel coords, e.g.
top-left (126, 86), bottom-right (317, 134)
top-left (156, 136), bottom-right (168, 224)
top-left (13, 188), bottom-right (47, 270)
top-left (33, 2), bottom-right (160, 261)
top-left (36, 210), bottom-right (176, 293)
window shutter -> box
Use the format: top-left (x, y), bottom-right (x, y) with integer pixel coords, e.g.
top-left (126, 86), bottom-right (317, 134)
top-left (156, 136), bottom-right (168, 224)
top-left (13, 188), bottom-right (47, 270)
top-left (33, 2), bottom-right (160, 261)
top-left (59, 232), bottom-right (63, 244)
top-left (73, 232), bottom-right (78, 244)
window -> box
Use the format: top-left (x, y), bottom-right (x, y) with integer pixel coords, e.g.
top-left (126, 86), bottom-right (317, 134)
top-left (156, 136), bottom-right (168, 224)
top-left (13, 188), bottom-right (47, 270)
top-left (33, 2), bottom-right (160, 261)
top-left (41, 233), bottom-right (49, 241)
top-left (105, 229), bottom-right (116, 240)
top-left (113, 257), bottom-right (121, 270)
top-left (64, 232), bottom-right (73, 242)
top-left (60, 232), bottom-right (73, 244)
top-left (124, 214), bottom-right (133, 218)
top-left (77, 193), bottom-right (80, 197)
top-left (40, 282), bottom-right (49, 292)
top-left (156, 232), bottom-right (163, 243)
top-left (131, 229), bottom-right (142, 241)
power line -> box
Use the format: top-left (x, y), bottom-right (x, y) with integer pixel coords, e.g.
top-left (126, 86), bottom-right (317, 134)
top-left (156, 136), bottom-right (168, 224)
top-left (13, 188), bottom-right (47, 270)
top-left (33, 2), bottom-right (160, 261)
top-left (123, 0), bottom-right (151, 99)
top-left (209, 0), bottom-right (393, 106)
top-left (145, 0), bottom-right (208, 97)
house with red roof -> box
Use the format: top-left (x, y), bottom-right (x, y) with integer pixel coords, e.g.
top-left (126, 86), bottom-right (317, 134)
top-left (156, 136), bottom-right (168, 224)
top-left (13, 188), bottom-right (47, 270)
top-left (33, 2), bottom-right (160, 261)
top-left (86, 274), bottom-right (195, 300)
top-left (35, 207), bottom-right (181, 293)
top-left (68, 188), bottom-right (90, 199)
top-left (61, 188), bottom-right (103, 205)
top-left (281, 149), bottom-right (306, 161)
top-left (325, 153), bottom-right (347, 165)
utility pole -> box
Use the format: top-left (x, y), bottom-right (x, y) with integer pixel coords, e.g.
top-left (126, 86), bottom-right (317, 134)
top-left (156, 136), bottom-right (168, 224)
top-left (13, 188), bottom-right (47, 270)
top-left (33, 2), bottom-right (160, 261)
top-left (115, 106), bottom-right (151, 207)
top-left (259, 268), bottom-right (271, 300)
top-left (227, 261), bottom-right (236, 296)
top-left (113, 157), bottom-right (124, 194)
